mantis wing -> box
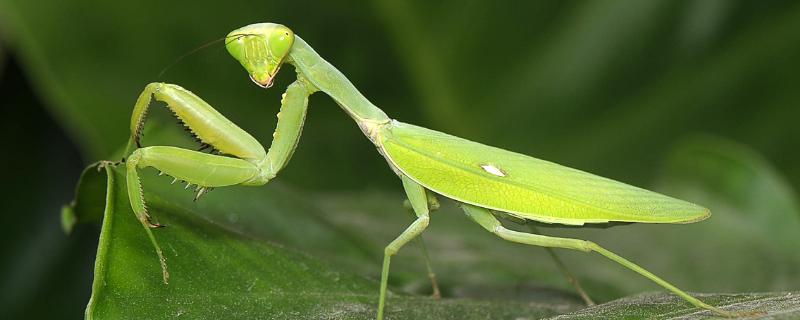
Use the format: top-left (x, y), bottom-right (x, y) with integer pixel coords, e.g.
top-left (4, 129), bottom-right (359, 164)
top-left (379, 121), bottom-right (709, 225)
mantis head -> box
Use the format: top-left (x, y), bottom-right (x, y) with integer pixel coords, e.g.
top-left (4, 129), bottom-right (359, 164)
top-left (226, 23), bottom-right (295, 88)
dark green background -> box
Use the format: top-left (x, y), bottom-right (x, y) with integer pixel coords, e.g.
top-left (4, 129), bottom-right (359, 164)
top-left (1, 1), bottom-right (798, 319)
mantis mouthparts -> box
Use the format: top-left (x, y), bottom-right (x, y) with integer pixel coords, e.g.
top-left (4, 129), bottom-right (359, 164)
top-left (249, 74), bottom-right (275, 88)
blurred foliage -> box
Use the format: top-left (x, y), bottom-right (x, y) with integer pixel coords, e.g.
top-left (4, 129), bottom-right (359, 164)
top-left (0, 58), bottom-right (89, 319)
top-left (0, 42), bottom-right (4, 73)
top-left (659, 136), bottom-right (800, 248)
top-left (1, 0), bottom-right (799, 319)
top-left (1, 1), bottom-right (799, 191)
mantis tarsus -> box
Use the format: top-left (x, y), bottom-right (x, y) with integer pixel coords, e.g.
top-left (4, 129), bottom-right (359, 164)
top-left (123, 23), bottom-right (749, 318)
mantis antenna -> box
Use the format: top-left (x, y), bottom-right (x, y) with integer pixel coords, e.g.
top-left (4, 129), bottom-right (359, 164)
top-left (156, 34), bottom-right (260, 79)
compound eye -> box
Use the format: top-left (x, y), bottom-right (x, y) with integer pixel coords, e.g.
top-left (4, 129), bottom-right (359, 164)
top-left (268, 26), bottom-right (295, 60)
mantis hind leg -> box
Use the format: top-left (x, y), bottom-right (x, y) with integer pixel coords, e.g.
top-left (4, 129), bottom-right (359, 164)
top-left (126, 146), bottom-right (262, 283)
top-left (377, 175), bottom-right (432, 320)
top-left (494, 211), bottom-right (594, 305)
top-left (460, 203), bottom-right (739, 318)
top-left (527, 224), bottom-right (595, 306)
top-left (403, 190), bottom-right (441, 299)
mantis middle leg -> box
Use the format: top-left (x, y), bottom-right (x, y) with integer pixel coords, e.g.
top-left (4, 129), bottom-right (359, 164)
top-left (527, 224), bottom-right (595, 306)
top-left (404, 190), bottom-right (441, 299)
top-left (377, 175), bottom-right (432, 320)
top-left (460, 203), bottom-right (737, 317)
top-left (493, 212), bottom-right (594, 305)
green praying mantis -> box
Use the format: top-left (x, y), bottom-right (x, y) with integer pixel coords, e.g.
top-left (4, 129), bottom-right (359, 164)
top-left (122, 23), bottom-right (747, 319)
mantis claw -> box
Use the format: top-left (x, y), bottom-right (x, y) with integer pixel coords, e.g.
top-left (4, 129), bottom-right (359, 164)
top-left (146, 219), bottom-right (166, 228)
top-left (141, 209), bottom-right (165, 228)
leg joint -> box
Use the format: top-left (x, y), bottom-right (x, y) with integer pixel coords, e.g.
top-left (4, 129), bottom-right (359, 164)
top-left (384, 215), bottom-right (430, 256)
top-left (418, 215), bottom-right (430, 226)
top-left (144, 82), bottom-right (164, 92)
top-left (581, 240), bottom-right (598, 252)
top-left (126, 148), bottom-right (143, 167)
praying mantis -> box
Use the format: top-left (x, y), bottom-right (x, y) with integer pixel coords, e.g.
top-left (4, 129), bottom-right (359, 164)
top-left (123, 23), bottom-right (746, 319)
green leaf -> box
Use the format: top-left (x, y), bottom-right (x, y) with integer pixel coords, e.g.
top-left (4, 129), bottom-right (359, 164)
top-left (62, 165), bottom-right (109, 233)
top-left (547, 292), bottom-right (800, 319)
top-left (71, 163), bottom-right (580, 319)
top-left (68, 162), bottom-right (800, 319)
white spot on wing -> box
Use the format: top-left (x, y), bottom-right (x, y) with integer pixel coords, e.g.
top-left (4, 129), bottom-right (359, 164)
top-left (480, 164), bottom-right (506, 177)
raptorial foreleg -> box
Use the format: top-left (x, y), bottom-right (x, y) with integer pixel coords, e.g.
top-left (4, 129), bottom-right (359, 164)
top-left (125, 146), bottom-right (262, 283)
